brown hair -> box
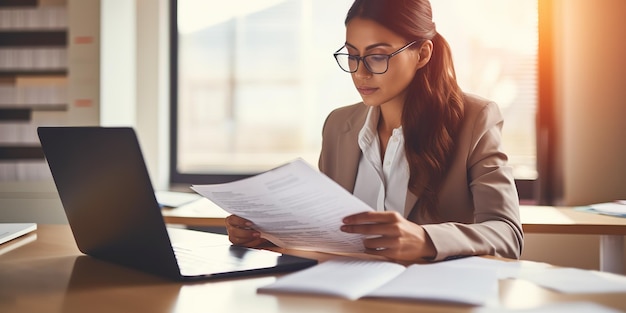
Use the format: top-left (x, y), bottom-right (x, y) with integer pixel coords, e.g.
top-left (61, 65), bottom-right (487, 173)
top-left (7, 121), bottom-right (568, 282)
top-left (346, 0), bottom-right (465, 218)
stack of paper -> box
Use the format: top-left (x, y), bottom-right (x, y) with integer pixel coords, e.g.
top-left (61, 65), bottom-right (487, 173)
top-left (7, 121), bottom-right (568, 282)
top-left (0, 223), bottom-right (37, 245)
top-left (579, 201), bottom-right (626, 217)
top-left (259, 255), bottom-right (626, 305)
top-left (258, 257), bottom-right (499, 305)
top-left (191, 159), bottom-right (374, 253)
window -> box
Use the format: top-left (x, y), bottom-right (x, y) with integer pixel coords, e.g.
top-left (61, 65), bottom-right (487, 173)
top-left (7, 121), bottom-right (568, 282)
top-left (170, 0), bottom-right (538, 187)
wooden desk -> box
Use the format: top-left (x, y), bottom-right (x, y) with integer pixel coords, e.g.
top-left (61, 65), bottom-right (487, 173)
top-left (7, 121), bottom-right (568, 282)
top-left (1, 225), bottom-right (625, 313)
top-left (520, 205), bottom-right (626, 274)
top-left (163, 201), bottom-right (626, 273)
top-left (162, 198), bottom-right (229, 227)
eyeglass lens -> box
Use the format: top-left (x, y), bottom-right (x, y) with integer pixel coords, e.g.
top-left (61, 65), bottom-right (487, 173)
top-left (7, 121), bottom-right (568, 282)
top-left (336, 54), bottom-right (389, 74)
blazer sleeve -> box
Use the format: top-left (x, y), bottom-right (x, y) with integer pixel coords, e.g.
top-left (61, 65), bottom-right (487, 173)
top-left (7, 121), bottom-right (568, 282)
top-left (422, 101), bottom-right (524, 261)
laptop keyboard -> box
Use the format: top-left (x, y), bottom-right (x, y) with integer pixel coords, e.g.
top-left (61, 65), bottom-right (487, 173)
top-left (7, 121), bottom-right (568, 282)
top-left (172, 244), bottom-right (249, 276)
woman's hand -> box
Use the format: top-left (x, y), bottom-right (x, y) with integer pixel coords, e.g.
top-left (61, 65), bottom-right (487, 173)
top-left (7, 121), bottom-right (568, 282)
top-left (341, 211), bottom-right (436, 262)
top-left (225, 215), bottom-right (269, 247)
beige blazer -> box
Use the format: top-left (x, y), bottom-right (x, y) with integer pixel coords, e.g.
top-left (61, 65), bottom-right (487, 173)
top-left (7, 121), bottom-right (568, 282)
top-left (318, 93), bottom-right (524, 261)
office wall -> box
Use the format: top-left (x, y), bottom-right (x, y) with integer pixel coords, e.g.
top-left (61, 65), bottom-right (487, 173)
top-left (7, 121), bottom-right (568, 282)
top-left (521, 0), bottom-right (626, 270)
top-left (134, 0), bottom-right (170, 192)
top-left (101, 0), bottom-right (135, 126)
top-left (0, 0), bottom-right (169, 224)
top-left (101, 0), bottom-right (170, 191)
top-left (557, 0), bottom-right (626, 205)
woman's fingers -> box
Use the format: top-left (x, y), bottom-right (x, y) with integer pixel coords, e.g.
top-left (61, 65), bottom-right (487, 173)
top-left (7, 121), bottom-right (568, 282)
top-left (363, 235), bottom-right (398, 249)
top-left (228, 224), bottom-right (259, 239)
top-left (226, 214), bottom-right (253, 229)
top-left (228, 230), bottom-right (261, 247)
top-left (225, 215), bottom-right (262, 246)
top-left (343, 211), bottom-right (401, 224)
top-left (341, 223), bottom-right (383, 234)
top-left (229, 233), bottom-right (262, 246)
top-left (341, 212), bottom-right (403, 236)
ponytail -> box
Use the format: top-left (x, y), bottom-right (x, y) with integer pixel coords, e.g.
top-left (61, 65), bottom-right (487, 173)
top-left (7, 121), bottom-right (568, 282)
top-left (402, 33), bottom-right (464, 219)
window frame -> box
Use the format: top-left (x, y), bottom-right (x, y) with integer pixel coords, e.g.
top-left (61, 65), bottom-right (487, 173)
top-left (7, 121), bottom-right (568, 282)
top-left (168, 0), bottom-right (541, 202)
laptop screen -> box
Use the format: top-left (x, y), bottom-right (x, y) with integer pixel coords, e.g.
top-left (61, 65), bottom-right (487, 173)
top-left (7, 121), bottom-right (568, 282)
top-left (38, 126), bottom-right (316, 280)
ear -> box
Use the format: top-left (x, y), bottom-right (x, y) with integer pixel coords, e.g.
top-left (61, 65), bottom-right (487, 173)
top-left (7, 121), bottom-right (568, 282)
top-left (414, 40), bottom-right (433, 70)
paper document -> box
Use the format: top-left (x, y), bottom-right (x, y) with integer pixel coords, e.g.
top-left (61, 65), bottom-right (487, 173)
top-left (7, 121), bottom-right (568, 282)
top-left (442, 256), bottom-right (551, 279)
top-left (519, 267), bottom-right (626, 293)
top-left (155, 190), bottom-right (201, 208)
top-left (475, 302), bottom-right (623, 313)
top-left (587, 202), bottom-right (626, 217)
top-left (191, 159), bottom-right (374, 253)
top-left (0, 223), bottom-right (37, 245)
top-left (258, 257), bottom-right (499, 305)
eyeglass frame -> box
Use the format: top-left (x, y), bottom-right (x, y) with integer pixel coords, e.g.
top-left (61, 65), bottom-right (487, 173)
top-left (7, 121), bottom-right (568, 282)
top-left (333, 40), bottom-right (419, 74)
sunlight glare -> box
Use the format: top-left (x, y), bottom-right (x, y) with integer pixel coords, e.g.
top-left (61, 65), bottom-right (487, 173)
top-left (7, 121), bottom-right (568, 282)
top-left (178, 0), bottom-right (288, 34)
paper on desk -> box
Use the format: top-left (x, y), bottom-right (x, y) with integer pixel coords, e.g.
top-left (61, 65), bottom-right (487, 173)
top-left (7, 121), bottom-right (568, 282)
top-left (587, 202), bottom-right (626, 217)
top-left (191, 159), bottom-right (374, 253)
top-left (155, 190), bottom-right (201, 208)
top-left (456, 256), bottom-right (626, 294)
top-left (366, 261), bottom-right (499, 305)
top-left (259, 257), bottom-right (498, 305)
top-left (474, 302), bottom-right (623, 313)
top-left (519, 267), bottom-right (626, 293)
top-left (442, 256), bottom-right (551, 279)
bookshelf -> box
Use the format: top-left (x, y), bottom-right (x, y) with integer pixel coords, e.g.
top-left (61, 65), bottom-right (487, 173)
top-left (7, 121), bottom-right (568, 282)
top-left (0, 0), bottom-right (100, 181)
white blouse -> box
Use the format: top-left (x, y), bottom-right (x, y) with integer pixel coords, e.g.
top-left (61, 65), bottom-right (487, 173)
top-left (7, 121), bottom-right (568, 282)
top-left (352, 106), bottom-right (410, 217)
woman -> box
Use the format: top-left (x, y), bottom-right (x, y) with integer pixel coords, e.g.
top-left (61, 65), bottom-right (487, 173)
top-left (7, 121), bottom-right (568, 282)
top-left (226, 0), bottom-right (523, 263)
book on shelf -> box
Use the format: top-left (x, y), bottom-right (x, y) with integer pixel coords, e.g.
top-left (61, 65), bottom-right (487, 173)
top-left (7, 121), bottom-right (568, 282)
top-left (0, 48), bottom-right (67, 71)
top-left (0, 6), bottom-right (67, 30)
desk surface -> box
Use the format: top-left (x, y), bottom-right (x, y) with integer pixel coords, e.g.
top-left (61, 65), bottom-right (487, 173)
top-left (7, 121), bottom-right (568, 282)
top-left (521, 205), bottom-right (626, 235)
top-left (161, 202), bottom-right (626, 274)
top-left (1, 225), bottom-right (626, 313)
top-left (162, 201), bottom-right (626, 235)
top-left (162, 198), bottom-right (228, 227)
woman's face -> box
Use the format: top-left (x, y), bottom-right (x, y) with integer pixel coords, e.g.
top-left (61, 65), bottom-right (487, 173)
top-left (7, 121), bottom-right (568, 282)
top-left (345, 17), bottom-right (421, 109)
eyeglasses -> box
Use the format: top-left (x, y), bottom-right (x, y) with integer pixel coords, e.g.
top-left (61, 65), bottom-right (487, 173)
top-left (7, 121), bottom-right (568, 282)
top-left (333, 41), bottom-right (418, 74)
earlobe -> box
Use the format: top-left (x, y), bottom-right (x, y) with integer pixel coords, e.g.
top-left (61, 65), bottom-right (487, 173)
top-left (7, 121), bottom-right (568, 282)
top-left (414, 40), bottom-right (433, 71)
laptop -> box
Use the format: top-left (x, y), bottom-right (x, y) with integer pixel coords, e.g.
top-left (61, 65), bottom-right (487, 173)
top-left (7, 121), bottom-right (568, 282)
top-left (37, 126), bottom-right (317, 281)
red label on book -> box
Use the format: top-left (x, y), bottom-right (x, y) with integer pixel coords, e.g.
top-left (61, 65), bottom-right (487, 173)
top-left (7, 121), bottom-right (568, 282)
top-left (74, 36), bottom-right (94, 44)
top-left (74, 99), bottom-right (92, 107)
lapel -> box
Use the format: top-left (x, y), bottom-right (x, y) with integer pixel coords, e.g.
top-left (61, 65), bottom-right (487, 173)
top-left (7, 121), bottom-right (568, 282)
top-left (332, 105), bottom-right (418, 219)
top-left (334, 111), bottom-right (362, 193)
